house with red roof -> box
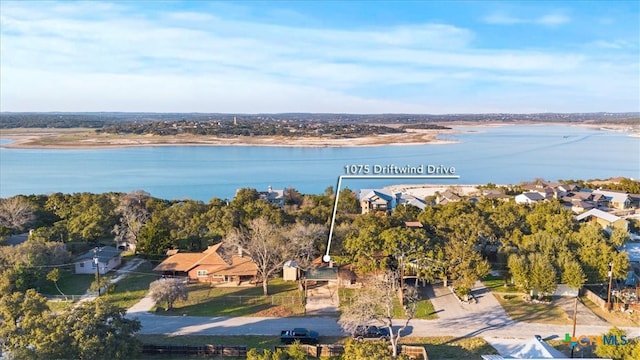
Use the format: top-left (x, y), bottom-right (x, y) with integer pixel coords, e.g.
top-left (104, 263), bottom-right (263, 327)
top-left (153, 243), bottom-right (258, 285)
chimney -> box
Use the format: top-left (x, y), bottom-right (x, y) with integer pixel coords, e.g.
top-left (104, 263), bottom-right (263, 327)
top-left (238, 246), bottom-right (243, 257)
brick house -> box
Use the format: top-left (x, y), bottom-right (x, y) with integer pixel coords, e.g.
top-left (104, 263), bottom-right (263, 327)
top-left (153, 243), bottom-right (258, 285)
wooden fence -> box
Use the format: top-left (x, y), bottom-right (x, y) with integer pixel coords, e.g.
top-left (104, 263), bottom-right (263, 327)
top-left (141, 344), bottom-right (247, 357)
top-left (583, 287), bottom-right (607, 309)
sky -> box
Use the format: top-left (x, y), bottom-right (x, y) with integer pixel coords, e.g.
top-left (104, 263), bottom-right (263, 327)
top-left (1, 0), bottom-right (639, 114)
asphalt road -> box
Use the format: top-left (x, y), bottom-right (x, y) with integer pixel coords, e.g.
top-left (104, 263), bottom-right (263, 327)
top-left (126, 281), bottom-right (640, 355)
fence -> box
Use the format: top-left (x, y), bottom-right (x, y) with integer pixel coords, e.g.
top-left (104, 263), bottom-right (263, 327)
top-left (182, 294), bottom-right (303, 306)
top-left (45, 295), bottom-right (84, 302)
top-left (141, 344), bottom-right (247, 357)
top-left (583, 287), bottom-right (607, 309)
top-left (275, 344), bottom-right (428, 359)
top-left (227, 295), bottom-right (303, 305)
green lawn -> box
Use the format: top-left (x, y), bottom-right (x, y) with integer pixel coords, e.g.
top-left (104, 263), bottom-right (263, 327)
top-left (494, 293), bottom-right (570, 325)
top-left (156, 279), bottom-right (305, 317)
top-left (39, 268), bottom-right (95, 296)
top-left (135, 335), bottom-right (498, 360)
top-left (482, 275), bottom-right (520, 294)
top-left (104, 260), bottom-right (158, 309)
top-left (339, 286), bottom-right (438, 320)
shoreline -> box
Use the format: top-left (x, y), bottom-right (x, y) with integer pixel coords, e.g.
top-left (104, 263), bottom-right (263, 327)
top-left (0, 122), bottom-right (638, 149)
top-left (0, 128), bottom-right (458, 149)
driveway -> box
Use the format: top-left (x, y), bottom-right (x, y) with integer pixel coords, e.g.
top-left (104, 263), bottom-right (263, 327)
top-left (305, 282), bottom-right (339, 315)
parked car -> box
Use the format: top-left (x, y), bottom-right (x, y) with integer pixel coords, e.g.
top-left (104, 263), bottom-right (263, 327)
top-left (351, 325), bottom-right (390, 341)
top-left (280, 328), bottom-right (319, 345)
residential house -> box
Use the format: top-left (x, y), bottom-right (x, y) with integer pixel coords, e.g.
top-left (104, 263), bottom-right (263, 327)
top-left (514, 192), bottom-right (545, 204)
top-left (482, 189), bottom-right (511, 201)
top-left (74, 246), bottom-right (122, 275)
top-left (359, 189), bottom-right (399, 214)
top-left (398, 194), bottom-right (428, 210)
top-left (258, 186), bottom-right (285, 207)
top-left (592, 189), bottom-right (632, 210)
top-left (435, 189), bottom-right (461, 205)
top-left (575, 208), bottom-right (629, 232)
top-left (359, 189), bottom-right (428, 214)
top-left (153, 243), bottom-right (258, 285)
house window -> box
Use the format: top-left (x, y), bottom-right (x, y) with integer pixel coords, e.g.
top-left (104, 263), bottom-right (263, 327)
top-left (80, 263), bottom-right (84, 268)
top-left (197, 270), bottom-right (208, 277)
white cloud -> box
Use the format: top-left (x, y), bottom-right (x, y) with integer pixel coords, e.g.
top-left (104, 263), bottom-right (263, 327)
top-left (536, 13), bottom-right (571, 26)
top-left (482, 11), bottom-right (571, 26)
top-left (0, 1), bottom-right (636, 113)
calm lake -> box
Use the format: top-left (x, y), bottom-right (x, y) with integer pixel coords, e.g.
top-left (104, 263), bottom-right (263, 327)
top-left (1, 125), bottom-right (638, 201)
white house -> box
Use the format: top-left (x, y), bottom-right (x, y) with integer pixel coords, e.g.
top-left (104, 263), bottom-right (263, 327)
top-left (515, 192), bottom-right (545, 204)
top-left (74, 246), bottom-right (122, 275)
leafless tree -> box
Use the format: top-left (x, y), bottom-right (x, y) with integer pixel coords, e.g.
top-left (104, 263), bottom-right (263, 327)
top-left (338, 269), bottom-right (420, 358)
top-left (285, 222), bottom-right (327, 286)
top-left (149, 278), bottom-right (188, 311)
top-left (112, 190), bottom-right (150, 252)
top-left (224, 217), bottom-right (319, 295)
top-left (0, 196), bottom-right (35, 232)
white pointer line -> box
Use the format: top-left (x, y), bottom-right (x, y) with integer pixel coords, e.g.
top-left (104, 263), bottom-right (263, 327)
top-left (323, 175), bottom-right (461, 262)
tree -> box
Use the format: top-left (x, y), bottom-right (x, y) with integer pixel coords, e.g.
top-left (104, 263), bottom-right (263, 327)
top-left (337, 187), bottom-right (360, 214)
top-left (562, 259), bottom-right (586, 290)
top-left (0, 195), bottom-right (35, 232)
top-left (47, 267), bottom-right (66, 299)
top-left (342, 339), bottom-right (408, 360)
top-left (224, 217), bottom-right (316, 295)
top-left (0, 289), bottom-right (51, 357)
top-left (508, 253), bottom-right (531, 292)
top-left (113, 190), bottom-right (150, 252)
top-left (528, 253), bottom-right (557, 296)
top-left (247, 342), bottom-right (310, 359)
top-left (0, 290), bottom-right (141, 359)
top-left (149, 278), bottom-right (188, 310)
top-left (594, 327), bottom-right (638, 360)
top-left (60, 298), bottom-right (142, 359)
top-left (136, 214), bottom-right (172, 256)
top-left (339, 270), bottom-right (419, 358)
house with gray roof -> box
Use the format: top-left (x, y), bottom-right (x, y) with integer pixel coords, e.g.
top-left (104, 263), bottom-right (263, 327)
top-left (592, 189), bottom-right (632, 210)
top-left (74, 246), bottom-right (122, 275)
top-left (575, 208), bottom-right (629, 232)
top-left (515, 192), bottom-right (545, 204)
top-left (359, 189), bottom-right (399, 214)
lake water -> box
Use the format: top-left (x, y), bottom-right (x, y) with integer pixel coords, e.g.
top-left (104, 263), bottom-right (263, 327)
top-left (0, 125), bottom-right (638, 201)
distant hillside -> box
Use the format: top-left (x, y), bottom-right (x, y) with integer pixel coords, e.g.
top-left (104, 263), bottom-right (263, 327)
top-left (0, 112), bottom-right (638, 131)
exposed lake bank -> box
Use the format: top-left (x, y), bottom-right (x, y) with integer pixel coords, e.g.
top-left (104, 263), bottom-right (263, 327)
top-left (1, 122), bottom-right (637, 149)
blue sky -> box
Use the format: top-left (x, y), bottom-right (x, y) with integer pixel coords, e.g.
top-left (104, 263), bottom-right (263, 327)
top-left (1, 0), bottom-right (638, 114)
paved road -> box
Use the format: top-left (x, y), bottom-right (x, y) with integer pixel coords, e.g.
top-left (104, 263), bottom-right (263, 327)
top-left (126, 280), bottom-right (640, 356)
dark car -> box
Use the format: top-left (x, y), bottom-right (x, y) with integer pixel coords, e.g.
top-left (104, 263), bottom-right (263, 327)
top-left (351, 325), bottom-right (390, 341)
top-left (280, 328), bottom-right (319, 345)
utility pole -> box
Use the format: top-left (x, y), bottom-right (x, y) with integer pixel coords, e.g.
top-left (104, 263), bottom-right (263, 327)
top-left (93, 247), bottom-right (101, 296)
top-left (606, 262), bottom-right (613, 311)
